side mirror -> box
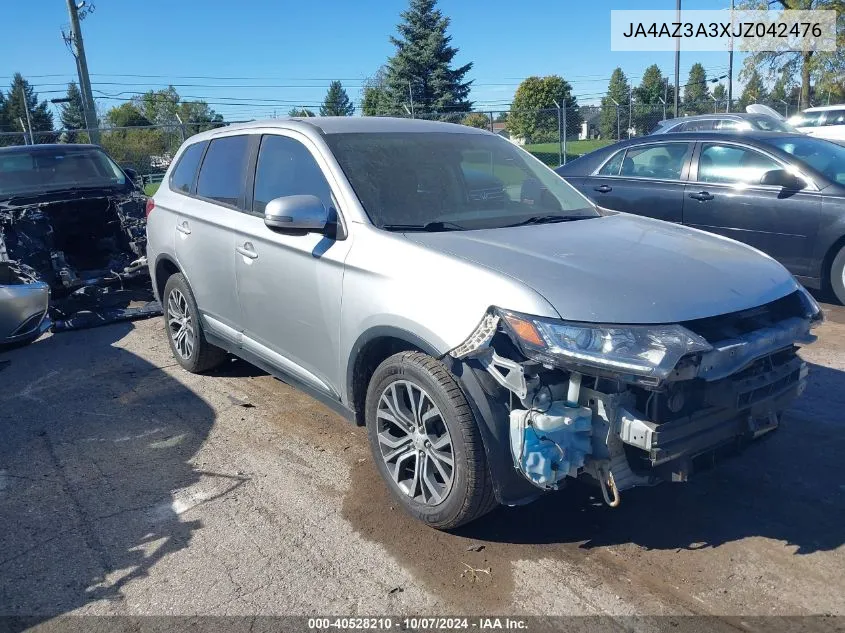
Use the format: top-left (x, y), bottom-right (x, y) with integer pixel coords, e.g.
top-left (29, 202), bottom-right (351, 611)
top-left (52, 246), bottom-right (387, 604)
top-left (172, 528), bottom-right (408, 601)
top-left (123, 167), bottom-right (139, 181)
top-left (760, 168), bottom-right (805, 189)
top-left (264, 195), bottom-right (328, 233)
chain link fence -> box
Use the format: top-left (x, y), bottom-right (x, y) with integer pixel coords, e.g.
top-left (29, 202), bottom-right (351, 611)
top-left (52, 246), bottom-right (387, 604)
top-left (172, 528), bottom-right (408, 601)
top-left (0, 97), bottom-right (808, 188)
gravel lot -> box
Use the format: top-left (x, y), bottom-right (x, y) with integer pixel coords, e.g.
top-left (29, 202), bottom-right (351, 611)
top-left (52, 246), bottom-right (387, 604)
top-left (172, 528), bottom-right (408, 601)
top-left (1, 298), bottom-right (844, 623)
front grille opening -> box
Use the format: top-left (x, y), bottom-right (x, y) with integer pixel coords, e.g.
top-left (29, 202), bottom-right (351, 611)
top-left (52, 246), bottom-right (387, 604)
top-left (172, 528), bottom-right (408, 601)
top-left (683, 291), bottom-right (805, 342)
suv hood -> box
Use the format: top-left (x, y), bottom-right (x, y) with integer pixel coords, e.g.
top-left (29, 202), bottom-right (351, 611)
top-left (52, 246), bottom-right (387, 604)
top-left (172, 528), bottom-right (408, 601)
top-left (405, 213), bottom-right (798, 324)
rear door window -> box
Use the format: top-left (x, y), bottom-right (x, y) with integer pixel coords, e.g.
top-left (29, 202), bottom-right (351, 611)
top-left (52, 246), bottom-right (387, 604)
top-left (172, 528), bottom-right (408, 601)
top-left (619, 143), bottom-right (692, 180)
top-left (169, 141), bottom-right (207, 194)
top-left (252, 135), bottom-right (333, 214)
top-left (697, 143), bottom-right (781, 185)
top-left (681, 119), bottom-right (718, 132)
top-left (791, 111), bottom-right (824, 127)
top-left (820, 108), bottom-right (845, 126)
top-left (196, 135), bottom-right (250, 207)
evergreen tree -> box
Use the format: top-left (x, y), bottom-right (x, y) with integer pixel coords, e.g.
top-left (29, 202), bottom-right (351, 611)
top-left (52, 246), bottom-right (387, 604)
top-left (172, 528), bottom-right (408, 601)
top-left (737, 69), bottom-right (768, 110)
top-left (712, 83), bottom-right (727, 112)
top-left (320, 81), bottom-right (355, 116)
top-left (5, 73), bottom-right (53, 143)
top-left (384, 0), bottom-right (473, 116)
top-left (0, 90), bottom-right (8, 136)
top-left (683, 63), bottom-right (711, 115)
top-left (599, 68), bottom-right (630, 140)
top-left (633, 65), bottom-right (673, 133)
top-left (288, 108), bottom-right (316, 118)
top-left (769, 67), bottom-right (794, 113)
top-left (60, 82), bottom-right (87, 142)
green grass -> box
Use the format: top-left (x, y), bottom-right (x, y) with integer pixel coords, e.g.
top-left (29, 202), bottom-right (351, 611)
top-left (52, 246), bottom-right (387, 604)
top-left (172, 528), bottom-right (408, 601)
top-left (525, 139), bottom-right (613, 166)
top-left (143, 182), bottom-right (160, 196)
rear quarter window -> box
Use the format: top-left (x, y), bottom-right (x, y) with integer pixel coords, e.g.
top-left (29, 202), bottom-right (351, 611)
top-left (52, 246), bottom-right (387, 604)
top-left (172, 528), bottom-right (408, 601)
top-left (169, 141), bottom-right (208, 194)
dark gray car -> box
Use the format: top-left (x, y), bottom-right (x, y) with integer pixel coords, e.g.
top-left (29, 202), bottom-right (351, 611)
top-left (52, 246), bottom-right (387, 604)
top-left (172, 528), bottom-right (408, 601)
top-left (556, 132), bottom-right (845, 303)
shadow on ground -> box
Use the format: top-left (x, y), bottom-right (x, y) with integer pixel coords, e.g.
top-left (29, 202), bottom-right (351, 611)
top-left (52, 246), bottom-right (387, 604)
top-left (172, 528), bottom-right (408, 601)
top-left (0, 324), bottom-right (218, 619)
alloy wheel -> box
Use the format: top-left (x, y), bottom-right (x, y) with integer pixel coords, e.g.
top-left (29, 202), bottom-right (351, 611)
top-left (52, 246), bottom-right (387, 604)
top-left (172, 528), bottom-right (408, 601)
top-left (167, 288), bottom-right (195, 360)
top-left (376, 379), bottom-right (454, 505)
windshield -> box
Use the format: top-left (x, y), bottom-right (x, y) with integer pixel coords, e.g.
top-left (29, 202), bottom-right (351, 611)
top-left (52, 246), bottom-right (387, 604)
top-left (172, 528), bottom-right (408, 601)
top-left (0, 146), bottom-right (127, 198)
top-left (324, 131), bottom-right (598, 231)
top-left (769, 136), bottom-right (845, 185)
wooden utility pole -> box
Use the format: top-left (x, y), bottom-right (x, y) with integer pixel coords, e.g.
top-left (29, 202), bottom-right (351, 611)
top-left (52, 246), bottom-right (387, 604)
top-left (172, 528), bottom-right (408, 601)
top-left (65, 0), bottom-right (100, 143)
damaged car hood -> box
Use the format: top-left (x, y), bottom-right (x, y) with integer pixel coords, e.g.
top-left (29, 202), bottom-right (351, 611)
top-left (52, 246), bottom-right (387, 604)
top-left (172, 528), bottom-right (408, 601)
top-left (405, 213), bottom-right (799, 324)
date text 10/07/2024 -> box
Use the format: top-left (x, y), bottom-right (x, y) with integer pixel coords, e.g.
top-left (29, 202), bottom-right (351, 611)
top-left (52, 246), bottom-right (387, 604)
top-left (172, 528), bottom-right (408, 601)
top-left (307, 617), bottom-right (528, 630)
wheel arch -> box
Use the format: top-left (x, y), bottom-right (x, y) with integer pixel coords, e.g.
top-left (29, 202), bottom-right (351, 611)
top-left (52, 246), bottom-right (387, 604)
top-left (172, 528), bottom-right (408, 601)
top-left (346, 326), bottom-right (442, 426)
top-left (821, 232), bottom-right (845, 291)
top-left (152, 253), bottom-right (183, 303)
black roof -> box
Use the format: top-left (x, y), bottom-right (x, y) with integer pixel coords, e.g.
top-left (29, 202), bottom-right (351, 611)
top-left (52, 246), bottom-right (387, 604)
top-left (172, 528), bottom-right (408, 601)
top-left (655, 112), bottom-right (777, 126)
top-left (0, 143), bottom-right (102, 154)
top-left (555, 131), bottom-right (811, 175)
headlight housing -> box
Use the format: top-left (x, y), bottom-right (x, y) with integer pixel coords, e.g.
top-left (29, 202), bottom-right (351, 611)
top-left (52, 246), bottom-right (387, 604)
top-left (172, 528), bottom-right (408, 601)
top-left (499, 310), bottom-right (712, 379)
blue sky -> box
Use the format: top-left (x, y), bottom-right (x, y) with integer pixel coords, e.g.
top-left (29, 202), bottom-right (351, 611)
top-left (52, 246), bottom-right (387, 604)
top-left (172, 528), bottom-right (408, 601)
top-left (1, 0), bottom-right (745, 122)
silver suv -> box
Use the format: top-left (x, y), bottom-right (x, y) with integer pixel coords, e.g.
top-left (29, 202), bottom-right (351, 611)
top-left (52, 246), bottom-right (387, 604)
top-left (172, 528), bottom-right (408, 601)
top-left (147, 117), bottom-right (821, 529)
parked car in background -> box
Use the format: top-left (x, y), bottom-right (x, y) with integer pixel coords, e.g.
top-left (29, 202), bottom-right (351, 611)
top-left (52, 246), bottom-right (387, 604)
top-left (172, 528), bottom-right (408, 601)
top-left (556, 132), bottom-right (845, 303)
top-left (650, 112), bottom-right (799, 134)
top-left (789, 105), bottom-right (845, 146)
top-left (0, 144), bottom-right (152, 344)
top-left (147, 117), bottom-right (820, 529)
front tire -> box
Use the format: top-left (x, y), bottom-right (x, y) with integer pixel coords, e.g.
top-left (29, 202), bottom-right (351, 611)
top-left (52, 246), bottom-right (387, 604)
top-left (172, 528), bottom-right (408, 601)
top-left (830, 245), bottom-right (845, 305)
top-left (162, 273), bottom-right (227, 373)
top-left (365, 351), bottom-right (497, 529)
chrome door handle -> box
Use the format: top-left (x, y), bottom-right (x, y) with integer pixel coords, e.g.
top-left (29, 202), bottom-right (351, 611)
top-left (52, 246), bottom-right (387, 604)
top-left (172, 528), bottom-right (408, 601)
top-left (176, 221), bottom-right (191, 234)
top-left (236, 242), bottom-right (258, 259)
top-left (594, 184), bottom-right (612, 193)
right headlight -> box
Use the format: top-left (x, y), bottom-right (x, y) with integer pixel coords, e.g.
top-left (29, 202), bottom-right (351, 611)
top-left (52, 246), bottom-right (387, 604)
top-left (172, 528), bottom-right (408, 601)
top-left (499, 309), bottom-right (712, 379)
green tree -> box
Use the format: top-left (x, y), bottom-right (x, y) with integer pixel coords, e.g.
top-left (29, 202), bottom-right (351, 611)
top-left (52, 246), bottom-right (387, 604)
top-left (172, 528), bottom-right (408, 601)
top-left (683, 62), bottom-right (711, 115)
top-left (288, 108), bottom-right (316, 117)
top-left (101, 103), bottom-right (164, 173)
top-left (712, 82), bottom-right (727, 112)
top-left (738, 0), bottom-right (844, 110)
top-left (737, 69), bottom-right (768, 110)
top-left (106, 102), bottom-right (151, 128)
top-left (361, 67), bottom-right (391, 116)
top-left (320, 81), bottom-right (355, 116)
top-left (599, 67), bottom-right (630, 140)
top-left (5, 73), bottom-right (53, 143)
top-left (0, 90), bottom-right (9, 138)
top-left (59, 82), bottom-right (87, 142)
top-left (509, 75), bottom-right (580, 143)
top-left (383, 0), bottom-right (473, 116)
top-left (633, 64), bottom-right (674, 133)
top-left (461, 112), bottom-right (490, 129)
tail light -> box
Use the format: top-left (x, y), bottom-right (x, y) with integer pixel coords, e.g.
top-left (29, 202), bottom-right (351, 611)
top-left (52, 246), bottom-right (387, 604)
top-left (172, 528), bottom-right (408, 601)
top-left (145, 198), bottom-right (155, 219)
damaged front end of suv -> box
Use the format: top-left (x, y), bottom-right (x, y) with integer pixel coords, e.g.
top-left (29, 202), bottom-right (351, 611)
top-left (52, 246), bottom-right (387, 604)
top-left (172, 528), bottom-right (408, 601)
top-left (0, 144), bottom-right (160, 344)
top-left (448, 289), bottom-right (822, 506)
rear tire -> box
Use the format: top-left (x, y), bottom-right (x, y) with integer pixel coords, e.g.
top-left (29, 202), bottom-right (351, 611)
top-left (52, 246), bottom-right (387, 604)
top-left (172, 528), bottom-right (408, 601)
top-left (365, 351), bottom-right (498, 530)
top-left (162, 273), bottom-right (227, 373)
top-left (831, 245), bottom-right (845, 305)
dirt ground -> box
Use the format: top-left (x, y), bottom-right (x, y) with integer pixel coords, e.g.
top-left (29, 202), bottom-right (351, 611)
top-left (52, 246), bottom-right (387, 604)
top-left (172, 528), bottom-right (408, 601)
top-left (1, 297), bottom-right (844, 624)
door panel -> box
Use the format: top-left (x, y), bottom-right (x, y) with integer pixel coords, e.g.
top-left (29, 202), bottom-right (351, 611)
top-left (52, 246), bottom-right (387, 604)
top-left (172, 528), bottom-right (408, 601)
top-left (682, 142), bottom-right (821, 276)
top-left (234, 133), bottom-right (352, 397)
top-left (587, 142), bottom-right (692, 223)
top-left (175, 134), bottom-right (251, 336)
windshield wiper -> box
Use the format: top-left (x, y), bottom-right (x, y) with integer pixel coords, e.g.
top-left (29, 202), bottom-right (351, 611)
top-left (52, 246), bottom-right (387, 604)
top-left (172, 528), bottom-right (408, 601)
top-left (381, 221), bottom-right (467, 232)
top-left (505, 214), bottom-right (594, 227)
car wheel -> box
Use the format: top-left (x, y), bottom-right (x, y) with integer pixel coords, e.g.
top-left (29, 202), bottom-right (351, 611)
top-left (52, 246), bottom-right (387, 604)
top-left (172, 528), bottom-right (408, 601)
top-left (163, 273), bottom-right (227, 373)
top-left (365, 351), bottom-right (497, 529)
top-left (831, 245), bottom-right (845, 305)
